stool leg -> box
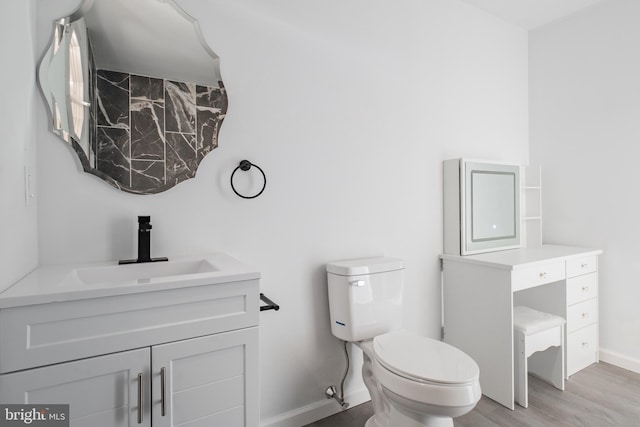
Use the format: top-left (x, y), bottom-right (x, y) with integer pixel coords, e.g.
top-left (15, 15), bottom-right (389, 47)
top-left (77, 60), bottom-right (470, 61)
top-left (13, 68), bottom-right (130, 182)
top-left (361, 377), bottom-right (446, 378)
top-left (551, 328), bottom-right (565, 391)
top-left (514, 330), bottom-right (528, 408)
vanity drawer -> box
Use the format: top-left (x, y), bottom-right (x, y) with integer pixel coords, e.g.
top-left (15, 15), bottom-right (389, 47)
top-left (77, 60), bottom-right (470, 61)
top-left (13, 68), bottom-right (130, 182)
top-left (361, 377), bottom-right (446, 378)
top-left (567, 298), bottom-right (598, 332)
top-left (566, 255), bottom-right (597, 278)
top-left (0, 280), bottom-right (259, 374)
top-left (567, 273), bottom-right (598, 305)
top-left (512, 262), bottom-right (565, 292)
top-left (567, 324), bottom-right (598, 376)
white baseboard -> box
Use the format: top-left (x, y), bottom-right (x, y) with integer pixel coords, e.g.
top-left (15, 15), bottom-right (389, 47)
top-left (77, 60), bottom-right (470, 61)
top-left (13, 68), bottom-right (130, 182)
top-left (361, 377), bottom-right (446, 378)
top-left (600, 347), bottom-right (640, 374)
top-left (260, 388), bottom-right (370, 427)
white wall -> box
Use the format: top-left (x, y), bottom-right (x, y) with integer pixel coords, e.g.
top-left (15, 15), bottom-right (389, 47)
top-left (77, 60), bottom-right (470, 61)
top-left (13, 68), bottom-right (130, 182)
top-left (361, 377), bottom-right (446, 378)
top-left (0, 0), bottom-right (39, 291)
top-left (34, 0), bottom-right (528, 423)
top-left (530, 0), bottom-right (640, 372)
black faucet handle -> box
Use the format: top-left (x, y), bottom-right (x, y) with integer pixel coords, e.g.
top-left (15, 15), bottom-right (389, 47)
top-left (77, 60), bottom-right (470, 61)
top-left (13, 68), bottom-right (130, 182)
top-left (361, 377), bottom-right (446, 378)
top-left (138, 216), bottom-right (152, 230)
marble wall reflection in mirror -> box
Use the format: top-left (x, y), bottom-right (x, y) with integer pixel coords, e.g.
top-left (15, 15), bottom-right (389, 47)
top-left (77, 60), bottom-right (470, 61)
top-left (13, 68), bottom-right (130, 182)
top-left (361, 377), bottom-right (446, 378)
top-left (38, 0), bottom-right (228, 194)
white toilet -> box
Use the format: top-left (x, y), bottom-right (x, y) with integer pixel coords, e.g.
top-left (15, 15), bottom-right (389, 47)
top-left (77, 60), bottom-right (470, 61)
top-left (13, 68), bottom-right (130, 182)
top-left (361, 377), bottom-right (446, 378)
top-left (327, 257), bottom-right (481, 427)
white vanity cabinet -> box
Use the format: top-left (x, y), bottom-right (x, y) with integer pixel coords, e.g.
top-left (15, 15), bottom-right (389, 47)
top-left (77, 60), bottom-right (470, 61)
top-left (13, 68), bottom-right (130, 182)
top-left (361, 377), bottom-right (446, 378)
top-left (441, 245), bottom-right (602, 409)
top-left (0, 329), bottom-right (258, 427)
top-left (565, 255), bottom-right (599, 376)
top-left (0, 348), bottom-right (151, 426)
top-left (512, 253), bottom-right (600, 378)
top-left (152, 328), bottom-right (258, 427)
top-left (0, 253), bottom-right (260, 427)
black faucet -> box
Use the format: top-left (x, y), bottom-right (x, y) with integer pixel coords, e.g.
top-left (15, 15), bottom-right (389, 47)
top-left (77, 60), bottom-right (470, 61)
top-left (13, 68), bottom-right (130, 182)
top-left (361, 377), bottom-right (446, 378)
top-left (119, 216), bottom-right (168, 264)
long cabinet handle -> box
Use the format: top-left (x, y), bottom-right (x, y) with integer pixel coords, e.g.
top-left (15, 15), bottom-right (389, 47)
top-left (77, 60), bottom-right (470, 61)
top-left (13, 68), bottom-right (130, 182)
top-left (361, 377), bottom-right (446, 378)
top-left (161, 367), bottom-right (167, 416)
top-left (137, 373), bottom-right (143, 424)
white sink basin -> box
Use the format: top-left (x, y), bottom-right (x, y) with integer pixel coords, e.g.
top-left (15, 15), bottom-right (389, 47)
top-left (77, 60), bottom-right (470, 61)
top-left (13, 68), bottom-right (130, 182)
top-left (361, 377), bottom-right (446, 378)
top-left (0, 253), bottom-right (259, 309)
top-left (74, 259), bottom-right (219, 286)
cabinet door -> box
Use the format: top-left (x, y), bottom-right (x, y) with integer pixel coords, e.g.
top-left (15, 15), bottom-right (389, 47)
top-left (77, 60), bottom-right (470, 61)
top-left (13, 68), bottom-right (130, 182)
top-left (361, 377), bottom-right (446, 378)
top-left (0, 348), bottom-right (151, 427)
top-left (152, 327), bottom-right (258, 427)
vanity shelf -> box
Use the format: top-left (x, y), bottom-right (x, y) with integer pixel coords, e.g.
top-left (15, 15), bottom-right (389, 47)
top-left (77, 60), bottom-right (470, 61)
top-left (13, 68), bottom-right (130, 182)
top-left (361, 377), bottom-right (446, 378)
top-left (522, 165), bottom-right (543, 248)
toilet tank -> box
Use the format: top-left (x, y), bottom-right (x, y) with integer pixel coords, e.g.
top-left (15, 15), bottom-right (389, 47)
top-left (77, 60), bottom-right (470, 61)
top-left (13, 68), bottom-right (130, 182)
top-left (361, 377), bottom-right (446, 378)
top-left (326, 257), bottom-right (404, 342)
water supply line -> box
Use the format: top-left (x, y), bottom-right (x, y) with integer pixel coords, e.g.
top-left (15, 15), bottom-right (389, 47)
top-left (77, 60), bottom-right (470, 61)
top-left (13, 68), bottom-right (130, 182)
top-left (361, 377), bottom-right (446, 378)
top-left (325, 340), bottom-right (350, 409)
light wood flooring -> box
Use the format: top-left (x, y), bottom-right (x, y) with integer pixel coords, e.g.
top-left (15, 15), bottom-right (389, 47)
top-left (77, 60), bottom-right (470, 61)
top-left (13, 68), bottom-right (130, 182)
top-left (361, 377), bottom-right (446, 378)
top-left (304, 362), bottom-right (640, 427)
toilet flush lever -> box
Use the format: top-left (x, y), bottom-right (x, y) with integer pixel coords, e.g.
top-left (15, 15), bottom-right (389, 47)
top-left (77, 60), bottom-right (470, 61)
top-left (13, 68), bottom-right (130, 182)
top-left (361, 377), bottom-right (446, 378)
top-left (349, 280), bottom-right (365, 287)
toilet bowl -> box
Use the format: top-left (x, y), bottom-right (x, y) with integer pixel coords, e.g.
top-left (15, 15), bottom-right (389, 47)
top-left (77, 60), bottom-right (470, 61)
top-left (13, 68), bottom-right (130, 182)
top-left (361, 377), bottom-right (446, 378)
top-left (326, 257), bottom-right (481, 427)
top-left (362, 330), bottom-right (481, 427)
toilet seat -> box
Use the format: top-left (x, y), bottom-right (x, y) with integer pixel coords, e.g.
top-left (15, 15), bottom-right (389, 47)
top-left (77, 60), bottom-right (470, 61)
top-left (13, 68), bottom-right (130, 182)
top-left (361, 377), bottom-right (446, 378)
top-left (373, 330), bottom-right (479, 385)
top-left (370, 330), bottom-right (481, 411)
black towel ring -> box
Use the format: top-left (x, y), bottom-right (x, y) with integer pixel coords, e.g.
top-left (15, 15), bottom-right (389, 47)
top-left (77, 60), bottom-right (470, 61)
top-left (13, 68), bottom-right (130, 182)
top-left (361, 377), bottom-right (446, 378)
top-left (230, 160), bottom-right (267, 199)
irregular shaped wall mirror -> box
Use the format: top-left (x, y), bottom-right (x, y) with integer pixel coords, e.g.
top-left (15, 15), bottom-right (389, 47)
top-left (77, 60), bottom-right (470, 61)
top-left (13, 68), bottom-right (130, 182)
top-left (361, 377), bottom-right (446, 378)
top-left (38, 0), bottom-right (228, 194)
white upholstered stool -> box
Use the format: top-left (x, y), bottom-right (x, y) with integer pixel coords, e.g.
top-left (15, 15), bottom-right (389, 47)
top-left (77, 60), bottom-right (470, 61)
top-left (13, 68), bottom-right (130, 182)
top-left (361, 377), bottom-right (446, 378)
top-left (513, 306), bottom-right (565, 408)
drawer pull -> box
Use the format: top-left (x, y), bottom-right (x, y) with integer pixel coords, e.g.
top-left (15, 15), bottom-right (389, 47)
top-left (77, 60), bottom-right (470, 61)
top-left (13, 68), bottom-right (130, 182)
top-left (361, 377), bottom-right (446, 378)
top-left (581, 263), bottom-right (588, 269)
top-left (581, 312), bottom-right (590, 319)
top-left (582, 286), bottom-right (590, 292)
top-left (137, 373), bottom-right (143, 424)
top-left (160, 367), bottom-right (167, 416)
top-left (581, 341), bottom-right (590, 348)
top-left (539, 272), bottom-right (547, 279)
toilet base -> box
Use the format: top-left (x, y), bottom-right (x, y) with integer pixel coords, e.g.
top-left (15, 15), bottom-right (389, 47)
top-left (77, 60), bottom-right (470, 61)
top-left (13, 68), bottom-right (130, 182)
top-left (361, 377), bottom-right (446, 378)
top-left (390, 406), bottom-right (454, 427)
top-left (366, 411), bottom-right (453, 427)
top-left (365, 415), bottom-right (383, 427)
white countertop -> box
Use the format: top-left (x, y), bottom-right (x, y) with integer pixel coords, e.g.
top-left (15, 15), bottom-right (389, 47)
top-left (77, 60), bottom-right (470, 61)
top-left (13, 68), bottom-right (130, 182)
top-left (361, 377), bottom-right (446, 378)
top-left (0, 253), bottom-right (260, 308)
top-left (440, 244), bottom-right (603, 270)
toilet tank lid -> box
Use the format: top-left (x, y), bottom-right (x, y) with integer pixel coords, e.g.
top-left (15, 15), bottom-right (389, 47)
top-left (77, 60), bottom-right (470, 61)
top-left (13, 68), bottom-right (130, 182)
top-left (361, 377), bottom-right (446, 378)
top-left (326, 257), bottom-right (404, 276)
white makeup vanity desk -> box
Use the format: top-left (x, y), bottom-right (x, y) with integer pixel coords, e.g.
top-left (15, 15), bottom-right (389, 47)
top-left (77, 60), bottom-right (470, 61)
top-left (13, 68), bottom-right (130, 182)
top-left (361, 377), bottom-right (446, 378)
top-left (441, 244), bottom-right (602, 410)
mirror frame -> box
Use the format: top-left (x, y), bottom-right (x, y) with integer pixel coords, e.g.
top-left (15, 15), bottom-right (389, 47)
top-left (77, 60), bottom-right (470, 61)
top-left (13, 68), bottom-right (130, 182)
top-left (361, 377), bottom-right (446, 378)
top-left (38, 0), bottom-right (228, 194)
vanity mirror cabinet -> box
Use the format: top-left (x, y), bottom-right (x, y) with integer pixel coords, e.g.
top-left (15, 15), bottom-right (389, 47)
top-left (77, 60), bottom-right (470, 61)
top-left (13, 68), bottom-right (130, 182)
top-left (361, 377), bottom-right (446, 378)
top-left (0, 255), bottom-right (259, 426)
